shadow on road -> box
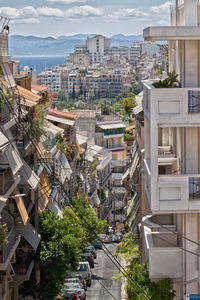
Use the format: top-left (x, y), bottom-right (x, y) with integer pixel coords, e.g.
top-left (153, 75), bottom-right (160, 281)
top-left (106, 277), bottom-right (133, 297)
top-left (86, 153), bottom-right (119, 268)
top-left (91, 274), bottom-right (108, 281)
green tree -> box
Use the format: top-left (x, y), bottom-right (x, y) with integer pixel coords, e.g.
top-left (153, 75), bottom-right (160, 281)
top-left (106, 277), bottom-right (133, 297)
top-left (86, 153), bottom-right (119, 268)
top-left (122, 92), bottom-right (135, 116)
top-left (57, 90), bottom-right (68, 102)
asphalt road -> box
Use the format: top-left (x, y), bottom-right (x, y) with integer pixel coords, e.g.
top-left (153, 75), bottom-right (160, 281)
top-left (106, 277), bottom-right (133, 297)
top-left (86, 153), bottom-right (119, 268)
top-left (86, 243), bottom-right (121, 300)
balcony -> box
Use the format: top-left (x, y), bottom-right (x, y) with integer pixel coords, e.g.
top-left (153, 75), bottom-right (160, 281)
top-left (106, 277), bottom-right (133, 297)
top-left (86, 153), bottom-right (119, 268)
top-left (143, 82), bottom-right (200, 125)
top-left (0, 167), bottom-right (15, 195)
top-left (13, 248), bottom-right (34, 286)
top-left (142, 215), bottom-right (182, 280)
top-left (143, 26), bottom-right (200, 41)
top-left (0, 227), bottom-right (21, 271)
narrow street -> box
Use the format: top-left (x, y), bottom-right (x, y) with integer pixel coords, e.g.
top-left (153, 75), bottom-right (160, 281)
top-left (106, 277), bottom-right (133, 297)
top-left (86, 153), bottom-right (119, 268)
top-left (87, 243), bottom-right (121, 300)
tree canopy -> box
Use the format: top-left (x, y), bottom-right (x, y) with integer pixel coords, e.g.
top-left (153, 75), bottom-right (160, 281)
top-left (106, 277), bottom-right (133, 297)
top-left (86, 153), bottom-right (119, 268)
top-left (122, 92), bottom-right (135, 116)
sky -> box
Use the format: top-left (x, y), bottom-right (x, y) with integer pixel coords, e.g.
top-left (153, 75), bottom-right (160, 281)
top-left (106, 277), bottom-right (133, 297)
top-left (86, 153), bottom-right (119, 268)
top-left (0, 0), bottom-right (174, 37)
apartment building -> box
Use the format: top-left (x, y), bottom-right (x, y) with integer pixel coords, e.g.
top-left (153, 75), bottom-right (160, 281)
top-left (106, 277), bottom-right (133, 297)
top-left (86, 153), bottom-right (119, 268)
top-left (39, 68), bottom-right (61, 93)
top-left (95, 119), bottom-right (127, 226)
top-left (87, 35), bottom-right (111, 63)
top-left (141, 0), bottom-right (200, 298)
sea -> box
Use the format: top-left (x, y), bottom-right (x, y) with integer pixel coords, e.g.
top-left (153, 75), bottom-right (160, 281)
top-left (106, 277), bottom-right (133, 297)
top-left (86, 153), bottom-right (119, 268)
top-left (13, 56), bottom-right (66, 74)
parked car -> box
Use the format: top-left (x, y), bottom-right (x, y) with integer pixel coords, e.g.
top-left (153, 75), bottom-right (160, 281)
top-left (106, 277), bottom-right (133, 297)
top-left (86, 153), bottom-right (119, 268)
top-left (66, 274), bottom-right (87, 291)
top-left (76, 261), bottom-right (92, 287)
top-left (90, 238), bottom-right (102, 249)
top-left (63, 283), bottom-right (86, 300)
top-left (79, 252), bottom-right (94, 268)
top-left (58, 290), bottom-right (78, 300)
top-left (64, 278), bottom-right (86, 292)
top-left (97, 234), bottom-right (111, 243)
top-left (110, 234), bottom-right (121, 243)
top-left (84, 245), bottom-right (97, 259)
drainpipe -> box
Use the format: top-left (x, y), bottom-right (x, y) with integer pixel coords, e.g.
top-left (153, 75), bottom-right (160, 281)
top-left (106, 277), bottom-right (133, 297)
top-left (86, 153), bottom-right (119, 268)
top-left (175, 0), bottom-right (179, 79)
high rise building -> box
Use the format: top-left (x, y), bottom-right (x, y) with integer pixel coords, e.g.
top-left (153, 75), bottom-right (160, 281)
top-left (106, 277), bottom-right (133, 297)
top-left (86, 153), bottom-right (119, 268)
top-left (141, 0), bottom-right (200, 298)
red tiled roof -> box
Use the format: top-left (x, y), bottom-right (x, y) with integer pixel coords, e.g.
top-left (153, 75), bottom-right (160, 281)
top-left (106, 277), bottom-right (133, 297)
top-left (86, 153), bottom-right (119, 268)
top-left (48, 110), bottom-right (77, 120)
top-left (31, 84), bottom-right (49, 92)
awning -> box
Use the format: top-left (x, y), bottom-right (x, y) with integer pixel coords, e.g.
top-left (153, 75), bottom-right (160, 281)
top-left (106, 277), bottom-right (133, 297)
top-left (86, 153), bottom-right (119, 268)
top-left (121, 168), bottom-right (130, 184)
top-left (5, 144), bottom-right (23, 175)
top-left (60, 153), bottom-right (72, 183)
top-left (14, 188), bottom-right (29, 225)
top-left (38, 172), bottom-right (52, 212)
top-left (133, 104), bottom-right (143, 115)
top-left (130, 144), bottom-right (140, 178)
top-left (15, 222), bottom-right (41, 251)
top-left (0, 132), bottom-right (8, 151)
top-left (112, 187), bottom-right (126, 194)
top-left (90, 191), bottom-right (101, 208)
top-left (38, 188), bottom-right (50, 213)
top-left (46, 114), bottom-right (75, 126)
top-left (125, 124), bottom-right (136, 131)
top-left (48, 200), bottom-right (62, 217)
top-left (20, 160), bottom-right (40, 190)
top-left (0, 197), bottom-right (7, 213)
top-left (40, 172), bottom-right (51, 197)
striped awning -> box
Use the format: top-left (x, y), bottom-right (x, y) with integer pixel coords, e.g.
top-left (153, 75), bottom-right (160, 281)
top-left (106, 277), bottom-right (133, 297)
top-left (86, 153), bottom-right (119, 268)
top-left (14, 188), bottom-right (29, 225)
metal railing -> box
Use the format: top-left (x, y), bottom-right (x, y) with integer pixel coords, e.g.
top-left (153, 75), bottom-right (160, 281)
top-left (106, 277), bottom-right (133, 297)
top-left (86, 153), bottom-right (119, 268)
top-left (188, 91), bottom-right (200, 113)
top-left (189, 177), bottom-right (200, 200)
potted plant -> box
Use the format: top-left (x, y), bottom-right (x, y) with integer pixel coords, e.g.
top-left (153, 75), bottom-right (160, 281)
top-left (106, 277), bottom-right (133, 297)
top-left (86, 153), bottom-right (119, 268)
top-left (0, 223), bottom-right (8, 262)
top-left (124, 129), bottom-right (135, 146)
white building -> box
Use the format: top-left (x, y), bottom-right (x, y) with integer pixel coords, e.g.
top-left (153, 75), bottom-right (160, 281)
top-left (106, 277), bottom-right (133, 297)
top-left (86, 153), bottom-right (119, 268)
top-left (86, 35), bottom-right (111, 62)
top-left (141, 41), bottom-right (160, 57)
top-left (39, 68), bottom-right (61, 93)
top-left (142, 0), bottom-right (200, 298)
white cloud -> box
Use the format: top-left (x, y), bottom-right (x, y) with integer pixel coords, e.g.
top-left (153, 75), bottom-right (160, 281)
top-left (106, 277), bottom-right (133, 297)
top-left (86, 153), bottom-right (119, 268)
top-left (66, 5), bottom-right (104, 18)
top-left (11, 18), bottom-right (40, 24)
top-left (150, 2), bottom-right (173, 14)
top-left (47, 0), bottom-right (91, 3)
top-left (37, 7), bottom-right (64, 17)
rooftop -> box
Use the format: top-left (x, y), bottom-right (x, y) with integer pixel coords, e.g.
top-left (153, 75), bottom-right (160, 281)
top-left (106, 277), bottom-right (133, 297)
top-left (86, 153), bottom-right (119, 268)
top-left (15, 85), bottom-right (42, 107)
top-left (48, 110), bottom-right (77, 120)
top-left (31, 84), bottom-right (49, 93)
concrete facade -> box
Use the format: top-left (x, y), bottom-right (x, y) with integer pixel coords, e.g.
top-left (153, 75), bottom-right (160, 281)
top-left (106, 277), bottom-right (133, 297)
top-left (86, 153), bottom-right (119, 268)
top-left (142, 0), bottom-right (200, 298)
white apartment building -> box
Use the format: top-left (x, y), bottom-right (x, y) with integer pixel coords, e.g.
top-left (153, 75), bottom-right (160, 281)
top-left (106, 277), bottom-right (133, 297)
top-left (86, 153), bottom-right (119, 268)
top-left (142, 0), bottom-right (200, 298)
top-left (141, 41), bottom-right (160, 57)
top-left (39, 68), bottom-right (61, 93)
top-left (86, 35), bottom-right (111, 63)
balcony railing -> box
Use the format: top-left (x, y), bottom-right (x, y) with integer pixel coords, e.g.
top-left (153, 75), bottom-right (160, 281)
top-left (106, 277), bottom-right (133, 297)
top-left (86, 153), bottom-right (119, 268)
top-left (0, 168), bottom-right (14, 195)
top-left (188, 91), bottom-right (200, 113)
top-left (189, 177), bottom-right (200, 200)
top-left (142, 216), bottom-right (182, 279)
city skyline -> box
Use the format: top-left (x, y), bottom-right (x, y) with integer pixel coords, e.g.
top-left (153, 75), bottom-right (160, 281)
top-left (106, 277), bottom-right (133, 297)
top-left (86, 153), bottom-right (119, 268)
top-left (0, 0), bottom-right (173, 37)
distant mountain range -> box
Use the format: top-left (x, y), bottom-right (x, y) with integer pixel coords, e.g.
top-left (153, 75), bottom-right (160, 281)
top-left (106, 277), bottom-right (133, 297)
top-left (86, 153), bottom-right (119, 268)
top-left (9, 34), bottom-right (143, 57)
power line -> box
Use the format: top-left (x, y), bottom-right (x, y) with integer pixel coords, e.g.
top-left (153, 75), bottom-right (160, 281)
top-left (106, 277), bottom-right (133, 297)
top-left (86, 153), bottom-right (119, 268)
top-left (0, 69), bottom-right (151, 299)
top-left (91, 271), bottom-right (118, 300)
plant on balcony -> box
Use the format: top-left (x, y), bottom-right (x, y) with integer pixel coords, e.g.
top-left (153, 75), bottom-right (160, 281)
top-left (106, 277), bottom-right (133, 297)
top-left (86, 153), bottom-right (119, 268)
top-left (0, 87), bottom-right (14, 115)
top-left (124, 129), bottom-right (135, 142)
top-left (88, 155), bottom-right (99, 174)
top-left (0, 223), bottom-right (8, 262)
top-left (30, 104), bottom-right (47, 139)
top-left (152, 71), bottom-right (180, 88)
top-left (56, 133), bottom-right (70, 157)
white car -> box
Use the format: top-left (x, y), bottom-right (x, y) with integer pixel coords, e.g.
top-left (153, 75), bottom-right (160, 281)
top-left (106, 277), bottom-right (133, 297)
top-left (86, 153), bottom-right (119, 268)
top-left (76, 261), bottom-right (92, 287)
top-left (63, 282), bottom-right (86, 300)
